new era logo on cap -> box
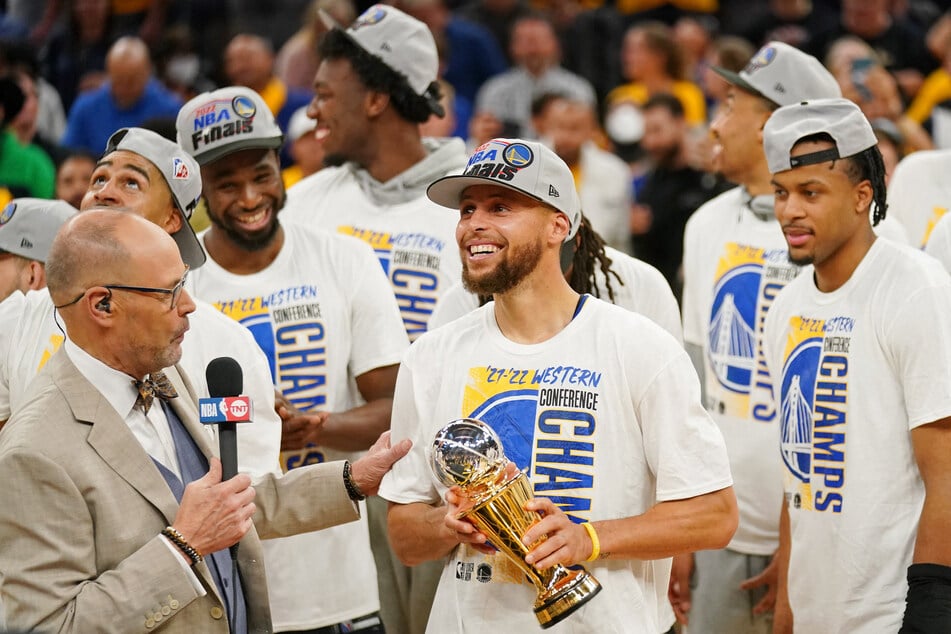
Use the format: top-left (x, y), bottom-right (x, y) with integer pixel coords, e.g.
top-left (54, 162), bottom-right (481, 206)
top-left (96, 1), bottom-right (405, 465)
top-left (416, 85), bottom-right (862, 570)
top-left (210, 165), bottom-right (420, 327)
top-left (549, 185), bottom-right (560, 198)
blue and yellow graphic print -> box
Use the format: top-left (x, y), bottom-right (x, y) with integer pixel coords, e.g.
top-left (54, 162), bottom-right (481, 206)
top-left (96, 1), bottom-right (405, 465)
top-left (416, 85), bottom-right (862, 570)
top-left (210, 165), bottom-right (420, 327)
top-left (779, 316), bottom-right (852, 514)
top-left (338, 224), bottom-right (445, 341)
top-left (707, 242), bottom-right (798, 421)
top-left (215, 285), bottom-right (328, 472)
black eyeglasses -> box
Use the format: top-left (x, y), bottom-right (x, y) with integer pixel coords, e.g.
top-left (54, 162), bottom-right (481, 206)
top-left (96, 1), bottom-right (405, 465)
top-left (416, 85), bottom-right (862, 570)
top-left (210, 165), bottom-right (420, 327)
top-left (55, 266), bottom-right (190, 310)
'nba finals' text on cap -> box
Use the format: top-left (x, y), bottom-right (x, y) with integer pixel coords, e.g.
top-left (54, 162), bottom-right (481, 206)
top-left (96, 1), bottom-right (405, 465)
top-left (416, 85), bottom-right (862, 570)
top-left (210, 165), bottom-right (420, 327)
top-left (427, 138), bottom-right (582, 241)
top-left (176, 86), bottom-right (284, 165)
top-left (713, 41), bottom-right (842, 107)
top-left (0, 198), bottom-right (77, 262)
top-left (104, 127), bottom-right (206, 268)
top-left (322, 4), bottom-right (444, 117)
top-left (763, 98), bottom-right (878, 174)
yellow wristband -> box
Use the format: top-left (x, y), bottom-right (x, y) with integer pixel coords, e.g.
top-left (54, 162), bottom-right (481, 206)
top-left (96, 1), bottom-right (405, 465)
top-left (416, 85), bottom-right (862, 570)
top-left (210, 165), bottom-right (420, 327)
top-left (582, 522), bottom-right (600, 562)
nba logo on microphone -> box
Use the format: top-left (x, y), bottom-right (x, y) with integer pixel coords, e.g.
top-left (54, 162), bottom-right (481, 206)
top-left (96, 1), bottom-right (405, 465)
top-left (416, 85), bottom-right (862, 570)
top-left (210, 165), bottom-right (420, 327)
top-left (199, 396), bottom-right (253, 423)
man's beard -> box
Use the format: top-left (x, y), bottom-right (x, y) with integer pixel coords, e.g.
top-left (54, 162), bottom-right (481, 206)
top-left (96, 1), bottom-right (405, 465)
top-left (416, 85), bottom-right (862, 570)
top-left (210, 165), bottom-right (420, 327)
top-left (207, 191), bottom-right (285, 252)
top-left (462, 238), bottom-right (543, 296)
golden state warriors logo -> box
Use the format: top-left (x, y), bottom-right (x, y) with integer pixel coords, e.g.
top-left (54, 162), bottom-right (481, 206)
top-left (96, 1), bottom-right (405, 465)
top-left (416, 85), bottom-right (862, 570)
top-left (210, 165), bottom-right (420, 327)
top-left (351, 6), bottom-right (387, 30)
top-left (216, 297), bottom-right (276, 378)
top-left (709, 244), bottom-right (761, 394)
top-left (0, 202), bottom-right (15, 225)
top-left (502, 143), bottom-right (534, 168)
top-left (232, 95), bottom-right (256, 119)
top-left (464, 366), bottom-right (539, 469)
top-left (779, 318), bottom-right (822, 485)
top-left (744, 45), bottom-right (776, 73)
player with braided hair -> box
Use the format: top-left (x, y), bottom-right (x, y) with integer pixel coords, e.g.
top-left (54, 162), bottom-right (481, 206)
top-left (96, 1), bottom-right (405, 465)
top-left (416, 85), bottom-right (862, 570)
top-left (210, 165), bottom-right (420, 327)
top-left (762, 98), bottom-right (951, 633)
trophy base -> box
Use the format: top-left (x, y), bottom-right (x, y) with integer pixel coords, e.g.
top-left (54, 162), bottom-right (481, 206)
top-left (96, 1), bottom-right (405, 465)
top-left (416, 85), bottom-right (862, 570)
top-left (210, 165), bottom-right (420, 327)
top-left (533, 568), bottom-right (602, 629)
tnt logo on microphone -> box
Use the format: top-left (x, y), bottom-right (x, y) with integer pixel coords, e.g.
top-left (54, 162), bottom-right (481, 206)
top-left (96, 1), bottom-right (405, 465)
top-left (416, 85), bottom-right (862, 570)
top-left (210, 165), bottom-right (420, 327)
top-left (199, 396), bottom-right (254, 423)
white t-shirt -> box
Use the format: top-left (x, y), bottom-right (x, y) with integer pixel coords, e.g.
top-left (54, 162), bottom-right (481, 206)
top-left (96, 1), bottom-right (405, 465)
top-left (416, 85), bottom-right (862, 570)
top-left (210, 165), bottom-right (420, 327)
top-left (190, 223), bottom-right (409, 630)
top-left (924, 211), bottom-right (951, 273)
top-left (681, 187), bottom-right (798, 555)
top-left (430, 246), bottom-right (682, 343)
top-left (283, 140), bottom-right (466, 342)
top-left (0, 288), bottom-right (282, 479)
top-left (763, 238), bottom-right (951, 633)
top-left (887, 148), bottom-right (951, 248)
top-left (379, 297), bottom-right (733, 634)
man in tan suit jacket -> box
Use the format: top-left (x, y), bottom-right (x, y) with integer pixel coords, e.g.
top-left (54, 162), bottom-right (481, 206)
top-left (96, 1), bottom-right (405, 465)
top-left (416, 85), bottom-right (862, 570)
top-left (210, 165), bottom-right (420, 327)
top-left (0, 210), bottom-right (410, 633)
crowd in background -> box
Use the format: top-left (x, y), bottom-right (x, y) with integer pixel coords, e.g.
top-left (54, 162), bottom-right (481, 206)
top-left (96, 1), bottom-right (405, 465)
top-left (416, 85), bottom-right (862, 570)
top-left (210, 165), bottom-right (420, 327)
top-left (3, 0), bottom-right (951, 297)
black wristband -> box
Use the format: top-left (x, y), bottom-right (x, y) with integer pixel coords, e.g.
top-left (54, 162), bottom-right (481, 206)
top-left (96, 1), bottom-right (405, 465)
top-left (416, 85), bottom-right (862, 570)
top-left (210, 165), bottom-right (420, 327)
top-left (900, 563), bottom-right (951, 633)
top-left (343, 460), bottom-right (366, 501)
top-left (162, 526), bottom-right (203, 566)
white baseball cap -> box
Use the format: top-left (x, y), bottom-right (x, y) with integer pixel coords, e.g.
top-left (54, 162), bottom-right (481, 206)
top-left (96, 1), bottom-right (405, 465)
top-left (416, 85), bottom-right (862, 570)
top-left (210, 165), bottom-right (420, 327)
top-left (427, 138), bottom-right (582, 241)
top-left (324, 4), bottom-right (443, 116)
top-left (763, 98), bottom-right (877, 174)
top-left (286, 105), bottom-right (316, 142)
top-left (176, 86), bottom-right (284, 165)
top-left (104, 127), bottom-right (206, 268)
top-left (0, 198), bottom-right (77, 262)
top-left (713, 41), bottom-right (842, 107)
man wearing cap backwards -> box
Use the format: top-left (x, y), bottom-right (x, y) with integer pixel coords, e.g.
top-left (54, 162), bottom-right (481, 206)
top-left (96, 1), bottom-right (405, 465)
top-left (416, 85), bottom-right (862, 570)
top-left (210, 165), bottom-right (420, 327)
top-left (380, 137), bottom-right (738, 633)
top-left (675, 42), bottom-right (853, 633)
top-left (281, 5), bottom-right (467, 631)
top-left (760, 98), bottom-right (951, 633)
top-left (0, 198), bottom-right (76, 303)
top-left (176, 85), bottom-right (409, 634)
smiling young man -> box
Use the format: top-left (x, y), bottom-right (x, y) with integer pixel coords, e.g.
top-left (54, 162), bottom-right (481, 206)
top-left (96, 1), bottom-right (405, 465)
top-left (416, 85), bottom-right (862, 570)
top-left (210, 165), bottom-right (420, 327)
top-left (380, 137), bottom-right (738, 633)
top-left (176, 85), bottom-right (409, 634)
top-left (761, 98), bottom-right (951, 633)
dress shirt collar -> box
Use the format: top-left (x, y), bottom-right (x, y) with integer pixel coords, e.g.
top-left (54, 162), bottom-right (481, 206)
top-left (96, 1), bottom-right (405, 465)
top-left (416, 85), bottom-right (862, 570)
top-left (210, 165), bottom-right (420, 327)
top-left (63, 338), bottom-right (146, 419)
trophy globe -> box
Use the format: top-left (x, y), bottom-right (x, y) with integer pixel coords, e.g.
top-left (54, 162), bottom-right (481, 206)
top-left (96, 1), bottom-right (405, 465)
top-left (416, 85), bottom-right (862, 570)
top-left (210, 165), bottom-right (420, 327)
top-left (430, 418), bottom-right (506, 491)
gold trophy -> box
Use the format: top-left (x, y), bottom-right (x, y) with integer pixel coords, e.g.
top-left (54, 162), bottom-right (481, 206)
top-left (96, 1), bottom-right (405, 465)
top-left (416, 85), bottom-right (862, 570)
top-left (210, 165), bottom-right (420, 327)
top-left (430, 418), bottom-right (601, 629)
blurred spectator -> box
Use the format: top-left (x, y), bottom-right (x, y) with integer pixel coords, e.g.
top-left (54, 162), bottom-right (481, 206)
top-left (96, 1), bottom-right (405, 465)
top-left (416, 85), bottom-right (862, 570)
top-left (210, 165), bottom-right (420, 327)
top-left (455, 0), bottom-right (532, 64)
top-left (904, 32), bottom-right (951, 148)
top-left (60, 37), bottom-right (182, 155)
top-left (40, 0), bottom-right (113, 111)
top-left (826, 36), bottom-right (934, 154)
top-left (871, 117), bottom-right (905, 185)
top-left (532, 93), bottom-right (634, 254)
top-left (674, 14), bottom-right (717, 87)
top-left (275, 0), bottom-right (357, 91)
top-left (631, 93), bottom-right (726, 297)
top-left (605, 21), bottom-right (707, 149)
top-left (155, 25), bottom-right (216, 102)
top-left (471, 14), bottom-right (595, 142)
top-left (419, 80), bottom-right (459, 138)
top-left (54, 150), bottom-right (97, 209)
top-left (8, 69), bottom-right (62, 166)
top-left (33, 0), bottom-right (170, 48)
top-left (0, 41), bottom-right (67, 150)
top-left (399, 0), bottom-right (507, 138)
top-left (224, 34), bottom-right (313, 139)
top-left (282, 106), bottom-right (325, 189)
top-left (809, 0), bottom-right (937, 100)
top-left (701, 34), bottom-right (754, 109)
top-left (738, 0), bottom-right (837, 52)
top-left (0, 77), bottom-right (54, 199)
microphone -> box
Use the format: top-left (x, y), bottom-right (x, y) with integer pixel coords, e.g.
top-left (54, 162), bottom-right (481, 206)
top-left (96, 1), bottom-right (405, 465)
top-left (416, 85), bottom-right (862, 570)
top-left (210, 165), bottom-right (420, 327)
top-left (200, 356), bottom-right (253, 482)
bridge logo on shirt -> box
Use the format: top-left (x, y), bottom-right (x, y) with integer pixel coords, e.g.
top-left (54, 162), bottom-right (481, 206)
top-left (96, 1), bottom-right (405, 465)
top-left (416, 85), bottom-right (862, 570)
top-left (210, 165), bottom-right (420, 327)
top-left (779, 316), bottom-right (852, 513)
top-left (456, 364), bottom-right (601, 584)
top-left (707, 242), bottom-right (798, 422)
top-left (337, 224), bottom-right (445, 341)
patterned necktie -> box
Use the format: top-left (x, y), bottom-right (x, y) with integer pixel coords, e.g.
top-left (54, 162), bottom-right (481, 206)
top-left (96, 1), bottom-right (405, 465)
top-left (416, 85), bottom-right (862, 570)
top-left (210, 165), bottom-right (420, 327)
top-left (132, 371), bottom-right (179, 415)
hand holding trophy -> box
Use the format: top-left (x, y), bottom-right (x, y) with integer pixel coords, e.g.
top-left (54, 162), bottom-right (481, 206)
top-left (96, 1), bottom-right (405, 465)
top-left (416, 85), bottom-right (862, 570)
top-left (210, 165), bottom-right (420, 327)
top-left (430, 418), bottom-right (602, 629)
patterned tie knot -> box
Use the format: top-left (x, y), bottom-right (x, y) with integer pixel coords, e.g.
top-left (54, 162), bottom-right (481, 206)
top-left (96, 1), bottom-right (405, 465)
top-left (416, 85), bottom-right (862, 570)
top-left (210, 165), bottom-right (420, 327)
top-left (133, 370), bottom-right (178, 414)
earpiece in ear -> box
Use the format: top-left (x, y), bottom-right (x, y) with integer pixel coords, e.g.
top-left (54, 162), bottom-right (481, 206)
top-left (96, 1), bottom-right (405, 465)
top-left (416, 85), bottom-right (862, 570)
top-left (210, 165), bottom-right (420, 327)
top-left (96, 299), bottom-right (111, 313)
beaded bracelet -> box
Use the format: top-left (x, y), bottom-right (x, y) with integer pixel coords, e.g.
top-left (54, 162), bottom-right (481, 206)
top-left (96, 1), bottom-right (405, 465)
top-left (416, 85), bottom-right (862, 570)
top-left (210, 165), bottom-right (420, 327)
top-left (161, 526), bottom-right (203, 566)
top-left (582, 522), bottom-right (600, 562)
top-left (343, 460), bottom-right (367, 501)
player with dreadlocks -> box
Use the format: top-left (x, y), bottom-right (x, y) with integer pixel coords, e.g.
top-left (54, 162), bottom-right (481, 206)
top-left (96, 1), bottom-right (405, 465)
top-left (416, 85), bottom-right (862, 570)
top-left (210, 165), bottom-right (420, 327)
top-left (762, 98), bottom-right (951, 633)
top-left (429, 211), bottom-right (683, 341)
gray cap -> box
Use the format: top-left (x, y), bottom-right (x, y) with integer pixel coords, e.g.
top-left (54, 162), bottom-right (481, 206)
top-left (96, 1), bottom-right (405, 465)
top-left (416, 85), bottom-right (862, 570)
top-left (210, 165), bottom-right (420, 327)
top-left (324, 4), bottom-right (443, 116)
top-left (0, 198), bottom-right (77, 262)
top-left (427, 138), bottom-right (582, 241)
top-left (104, 127), bottom-right (206, 268)
top-left (764, 98), bottom-right (877, 174)
top-left (713, 41), bottom-right (841, 107)
top-left (176, 86), bottom-right (284, 165)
